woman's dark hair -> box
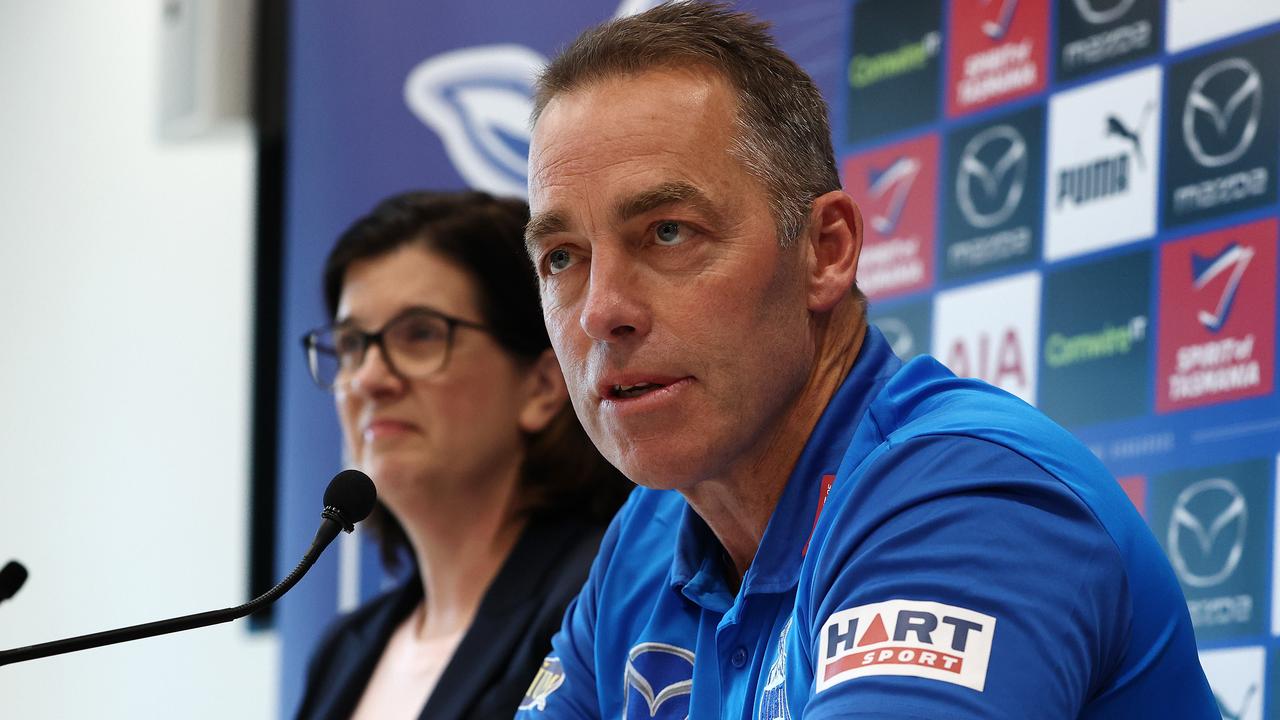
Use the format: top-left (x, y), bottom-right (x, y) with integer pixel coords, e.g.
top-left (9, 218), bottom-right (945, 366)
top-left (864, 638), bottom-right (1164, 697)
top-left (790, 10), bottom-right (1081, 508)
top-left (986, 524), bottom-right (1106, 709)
top-left (322, 190), bottom-right (631, 568)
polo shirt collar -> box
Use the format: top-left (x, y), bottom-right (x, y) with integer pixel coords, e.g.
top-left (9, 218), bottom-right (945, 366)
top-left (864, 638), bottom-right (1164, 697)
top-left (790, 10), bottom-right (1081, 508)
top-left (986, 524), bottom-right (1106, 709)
top-left (669, 326), bottom-right (902, 607)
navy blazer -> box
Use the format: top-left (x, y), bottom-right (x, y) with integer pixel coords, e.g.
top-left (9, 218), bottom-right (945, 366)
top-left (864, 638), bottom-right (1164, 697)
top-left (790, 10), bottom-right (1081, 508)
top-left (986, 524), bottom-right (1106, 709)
top-left (294, 514), bottom-right (606, 720)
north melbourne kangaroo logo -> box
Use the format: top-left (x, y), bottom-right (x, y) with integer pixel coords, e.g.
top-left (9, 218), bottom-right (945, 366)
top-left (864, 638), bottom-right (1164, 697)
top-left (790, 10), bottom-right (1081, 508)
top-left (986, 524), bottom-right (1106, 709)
top-left (1183, 58), bottom-right (1263, 169)
top-left (868, 157), bottom-right (921, 235)
top-left (403, 44), bottom-right (545, 198)
top-left (1193, 243), bottom-right (1254, 332)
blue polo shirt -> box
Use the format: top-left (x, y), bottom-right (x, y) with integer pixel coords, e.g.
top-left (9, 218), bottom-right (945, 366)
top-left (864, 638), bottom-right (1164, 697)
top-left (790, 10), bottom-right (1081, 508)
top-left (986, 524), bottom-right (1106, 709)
top-left (516, 327), bottom-right (1215, 719)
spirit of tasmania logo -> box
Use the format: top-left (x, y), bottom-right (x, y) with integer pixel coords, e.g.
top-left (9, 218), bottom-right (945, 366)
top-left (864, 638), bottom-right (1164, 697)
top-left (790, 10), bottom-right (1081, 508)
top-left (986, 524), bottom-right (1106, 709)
top-left (842, 134), bottom-right (938, 299)
top-left (946, 0), bottom-right (1049, 117)
top-left (817, 599), bottom-right (997, 693)
top-left (1156, 218), bottom-right (1276, 413)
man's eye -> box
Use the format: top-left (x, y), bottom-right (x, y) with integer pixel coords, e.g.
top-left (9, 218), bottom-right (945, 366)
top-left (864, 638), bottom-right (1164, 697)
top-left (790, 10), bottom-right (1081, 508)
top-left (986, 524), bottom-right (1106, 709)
top-left (547, 247), bottom-right (576, 274)
top-left (654, 220), bottom-right (687, 246)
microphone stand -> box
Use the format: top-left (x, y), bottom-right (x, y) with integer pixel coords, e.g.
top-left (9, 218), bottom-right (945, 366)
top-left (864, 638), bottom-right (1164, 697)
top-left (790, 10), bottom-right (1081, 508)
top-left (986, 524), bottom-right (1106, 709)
top-left (0, 511), bottom-right (347, 667)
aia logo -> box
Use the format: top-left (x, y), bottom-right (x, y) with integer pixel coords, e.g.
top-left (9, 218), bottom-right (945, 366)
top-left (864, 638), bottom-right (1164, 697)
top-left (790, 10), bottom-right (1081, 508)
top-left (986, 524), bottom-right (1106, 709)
top-left (934, 271), bottom-right (1041, 404)
top-left (945, 328), bottom-right (1028, 390)
top-left (818, 599), bottom-right (997, 693)
top-left (1192, 243), bottom-right (1254, 332)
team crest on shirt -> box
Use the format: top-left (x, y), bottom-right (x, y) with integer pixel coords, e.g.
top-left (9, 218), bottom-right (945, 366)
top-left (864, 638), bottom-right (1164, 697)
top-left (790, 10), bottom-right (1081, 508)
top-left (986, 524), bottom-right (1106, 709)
top-left (817, 599), bottom-right (997, 693)
top-left (623, 642), bottom-right (695, 719)
top-left (519, 655), bottom-right (565, 712)
top-left (757, 617), bottom-right (792, 720)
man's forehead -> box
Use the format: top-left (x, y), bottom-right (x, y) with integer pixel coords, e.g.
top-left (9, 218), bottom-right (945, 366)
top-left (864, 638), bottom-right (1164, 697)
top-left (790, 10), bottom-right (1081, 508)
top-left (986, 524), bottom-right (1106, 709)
top-left (525, 179), bottom-right (725, 251)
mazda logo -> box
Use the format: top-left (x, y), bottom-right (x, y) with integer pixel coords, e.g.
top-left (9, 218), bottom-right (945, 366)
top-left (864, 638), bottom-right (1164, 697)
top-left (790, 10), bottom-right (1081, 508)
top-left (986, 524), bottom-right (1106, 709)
top-left (1072, 0), bottom-right (1136, 25)
top-left (1167, 477), bottom-right (1247, 589)
top-left (1182, 57), bottom-right (1263, 169)
top-left (957, 124), bottom-right (1027, 229)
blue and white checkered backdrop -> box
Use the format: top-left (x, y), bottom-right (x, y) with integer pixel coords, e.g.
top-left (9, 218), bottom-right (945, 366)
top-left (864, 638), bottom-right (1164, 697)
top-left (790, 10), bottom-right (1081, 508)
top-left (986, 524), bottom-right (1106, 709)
top-left (274, 1), bottom-right (1280, 716)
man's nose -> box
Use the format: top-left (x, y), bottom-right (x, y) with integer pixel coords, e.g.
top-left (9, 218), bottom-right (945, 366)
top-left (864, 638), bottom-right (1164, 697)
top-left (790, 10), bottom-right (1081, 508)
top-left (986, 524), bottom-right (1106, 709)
top-left (578, 250), bottom-right (650, 343)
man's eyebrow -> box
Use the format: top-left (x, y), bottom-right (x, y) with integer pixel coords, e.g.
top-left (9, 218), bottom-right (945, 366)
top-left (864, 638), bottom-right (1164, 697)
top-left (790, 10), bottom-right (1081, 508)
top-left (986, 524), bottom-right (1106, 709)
top-left (615, 181), bottom-right (723, 226)
top-left (525, 211), bottom-right (568, 257)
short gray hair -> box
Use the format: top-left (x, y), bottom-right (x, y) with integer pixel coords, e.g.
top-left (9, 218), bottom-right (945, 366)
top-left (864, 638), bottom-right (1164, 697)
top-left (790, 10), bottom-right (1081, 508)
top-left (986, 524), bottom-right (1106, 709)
top-left (531, 2), bottom-right (842, 247)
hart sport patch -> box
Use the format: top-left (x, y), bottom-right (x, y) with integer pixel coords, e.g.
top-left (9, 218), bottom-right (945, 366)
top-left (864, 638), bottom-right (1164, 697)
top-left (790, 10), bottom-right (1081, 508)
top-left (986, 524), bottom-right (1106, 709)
top-left (817, 599), bottom-right (997, 693)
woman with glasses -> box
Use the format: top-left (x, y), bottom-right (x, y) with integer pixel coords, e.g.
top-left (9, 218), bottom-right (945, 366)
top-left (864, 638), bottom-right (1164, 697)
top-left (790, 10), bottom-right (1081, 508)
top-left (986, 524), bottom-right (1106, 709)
top-left (294, 191), bottom-right (630, 720)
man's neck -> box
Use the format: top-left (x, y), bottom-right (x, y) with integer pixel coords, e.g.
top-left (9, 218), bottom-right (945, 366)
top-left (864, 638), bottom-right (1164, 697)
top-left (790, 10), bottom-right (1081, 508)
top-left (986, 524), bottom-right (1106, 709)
top-left (682, 300), bottom-right (867, 583)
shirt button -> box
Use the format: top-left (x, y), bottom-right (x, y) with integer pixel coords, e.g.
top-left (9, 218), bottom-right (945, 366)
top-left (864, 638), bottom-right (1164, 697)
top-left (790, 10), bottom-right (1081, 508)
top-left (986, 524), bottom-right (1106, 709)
top-left (730, 646), bottom-right (748, 668)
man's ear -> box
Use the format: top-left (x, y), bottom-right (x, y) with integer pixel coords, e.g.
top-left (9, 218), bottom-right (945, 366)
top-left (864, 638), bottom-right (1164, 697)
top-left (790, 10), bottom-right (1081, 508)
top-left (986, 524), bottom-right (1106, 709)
top-left (805, 190), bottom-right (863, 313)
top-left (518, 348), bottom-right (570, 434)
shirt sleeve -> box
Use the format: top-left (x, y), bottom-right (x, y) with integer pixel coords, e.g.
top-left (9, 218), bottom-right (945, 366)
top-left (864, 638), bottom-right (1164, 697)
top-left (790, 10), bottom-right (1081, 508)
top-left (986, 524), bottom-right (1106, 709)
top-left (514, 509), bottom-right (624, 719)
top-left (797, 434), bottom-right (1130, 720)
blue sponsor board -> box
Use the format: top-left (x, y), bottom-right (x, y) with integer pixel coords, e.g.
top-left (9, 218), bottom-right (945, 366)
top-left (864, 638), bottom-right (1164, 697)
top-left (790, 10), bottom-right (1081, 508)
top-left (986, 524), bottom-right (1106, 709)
top-left (1162, 31), bottom-right (1280, 228)
top-left (1055, 0), bottom-right (1162, 82)
top-left (869, 296), bottom-right (932, 360)
top-left (845, 0), bottom-right (943, 143)
top-left (1038, 250), bottom-right (1152, 427)
top-left (941, 104), bottom-right (1045, 280)
top-left (1150, 458), bottom-right (1273, 643)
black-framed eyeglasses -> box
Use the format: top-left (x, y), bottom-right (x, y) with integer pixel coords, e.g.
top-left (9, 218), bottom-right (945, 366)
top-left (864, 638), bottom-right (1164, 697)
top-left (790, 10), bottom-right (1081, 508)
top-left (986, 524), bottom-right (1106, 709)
top-left (301, 306), bottom-right (490, 390)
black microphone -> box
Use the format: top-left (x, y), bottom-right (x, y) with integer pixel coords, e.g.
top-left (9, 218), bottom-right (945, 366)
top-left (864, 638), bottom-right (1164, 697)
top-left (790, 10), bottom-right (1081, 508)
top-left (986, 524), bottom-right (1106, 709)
top-left (0, 469), bottom-right (375, 667)
top-left (0, 561), bottom-right (28, 605)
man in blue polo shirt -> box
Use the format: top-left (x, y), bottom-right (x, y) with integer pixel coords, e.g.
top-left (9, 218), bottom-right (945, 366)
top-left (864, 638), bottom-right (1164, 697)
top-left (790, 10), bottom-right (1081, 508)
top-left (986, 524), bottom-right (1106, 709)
top-left (517, 3), bottom-right (1216, 718)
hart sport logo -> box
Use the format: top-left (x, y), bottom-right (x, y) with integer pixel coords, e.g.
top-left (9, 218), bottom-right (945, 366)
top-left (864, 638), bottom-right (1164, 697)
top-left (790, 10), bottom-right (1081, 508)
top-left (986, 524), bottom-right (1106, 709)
top-left (845, 0), bottom-right (943, 142)
top-left (1045, 66), bottom-right (1161, 261)
top-left (1168, 0), bottom-right (1280, 53)
top-left (1156, 219), bottom-right (1275, 414)
top-left (946, 0), bottom-right (1048, 117)
top-left (622, 642), bottom-right (694, 720)
top-left (1055, 0), bottom-right (1160, 82)
top-left (942, 105), bottom-right (1044, 279)
top-left (933, 271), bottom-right (1041, 404)
top-left (1038, 250), bottom-right (1151, 427)
top-left (817, 599), bottom-right (997, 693)
top-left (1163, 33), bottom-right (1280, 228)
top-left (842, 134), bottom-right (938, 299)
top-left (1150, 459), bottom-right (1271, 642)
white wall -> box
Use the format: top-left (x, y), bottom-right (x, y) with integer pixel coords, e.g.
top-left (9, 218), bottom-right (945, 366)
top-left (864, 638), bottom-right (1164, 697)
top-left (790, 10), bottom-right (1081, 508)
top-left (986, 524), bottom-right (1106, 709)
top-left (0, 3), bottom-right (276, 718)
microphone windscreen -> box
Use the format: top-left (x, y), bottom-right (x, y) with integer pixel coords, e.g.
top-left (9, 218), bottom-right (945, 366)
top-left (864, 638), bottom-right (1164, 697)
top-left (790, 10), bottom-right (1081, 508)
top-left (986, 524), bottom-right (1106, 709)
top-left (323, 469), bottom-right (377, 524)
top-left (0, 561), bottom-right (28, 600)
